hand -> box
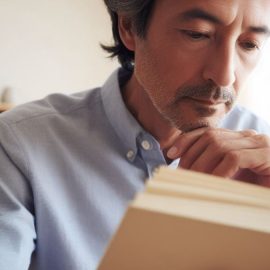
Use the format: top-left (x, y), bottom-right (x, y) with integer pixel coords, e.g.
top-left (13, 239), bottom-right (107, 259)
top-left (167, 128), bottom-right (270, 187)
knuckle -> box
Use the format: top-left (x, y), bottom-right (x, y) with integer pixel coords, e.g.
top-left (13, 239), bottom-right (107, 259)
top-left (241, 129), bottom-right (257, 136)
top-left (214, 142), bottom-right (227, 153)
top-left (226, 150), bottom-right (240, 164)
top-left (253, 134), bottom-right (270, 146)
top-left (208, 140), bottom-right (224, 153)
top-left (203, 129), bottom-right (220, 142)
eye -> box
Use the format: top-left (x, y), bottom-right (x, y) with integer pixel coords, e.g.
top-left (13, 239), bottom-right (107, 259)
top-left (240, 40), bottom-right (260, 51)
top-left (181, 30), bottom-right (211, 41)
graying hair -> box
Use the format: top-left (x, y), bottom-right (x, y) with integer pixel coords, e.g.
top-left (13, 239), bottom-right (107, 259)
top-left (102, 0), bottom-right (155, 70)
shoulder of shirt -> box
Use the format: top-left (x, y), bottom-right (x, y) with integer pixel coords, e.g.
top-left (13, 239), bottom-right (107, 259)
top-left (221, 104), bottom-right (270, 135)
top-left (0, 87), bottom-right (102, 126)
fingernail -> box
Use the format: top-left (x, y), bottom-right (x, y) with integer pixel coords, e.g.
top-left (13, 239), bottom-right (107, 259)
top-left (167, 146), bottom-right (178, 158)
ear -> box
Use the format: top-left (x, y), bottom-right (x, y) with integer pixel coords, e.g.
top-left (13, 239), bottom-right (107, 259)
top-left (118, 15), bottom-right (136, 51)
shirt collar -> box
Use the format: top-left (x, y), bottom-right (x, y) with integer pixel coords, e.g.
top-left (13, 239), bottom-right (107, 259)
top-left (101, 68), bottom-right (144, 159)
top-left (100, 68), bottom-right (181, 168)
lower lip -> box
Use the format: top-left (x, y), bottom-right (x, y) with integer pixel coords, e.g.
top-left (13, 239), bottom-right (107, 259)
top-left (181, 97), bottom-right (223, 117)
top-left (185, 97), bottom-right (223, 107)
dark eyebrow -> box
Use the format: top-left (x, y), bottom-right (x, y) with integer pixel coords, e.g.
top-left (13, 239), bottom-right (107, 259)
top-left (248, 26), bottom-right (270, 36)
top-left (180, 8), bottom-right (223, 25)
top-left (179, 8), bottom-right (270, 37)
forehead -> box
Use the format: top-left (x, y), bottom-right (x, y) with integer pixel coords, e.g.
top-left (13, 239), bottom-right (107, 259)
top-left (152, 0), bottom-right (270, 28)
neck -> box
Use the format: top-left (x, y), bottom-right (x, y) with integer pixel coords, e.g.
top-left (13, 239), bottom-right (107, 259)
top-left (122, 73), bottom-right (182, 151)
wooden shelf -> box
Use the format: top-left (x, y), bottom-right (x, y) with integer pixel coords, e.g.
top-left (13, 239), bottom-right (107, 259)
top-left (0, 103), bottom-right (13, 112)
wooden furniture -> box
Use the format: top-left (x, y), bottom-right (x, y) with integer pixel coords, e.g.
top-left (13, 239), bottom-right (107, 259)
top-left (0, 103), bottom-right (13, 113)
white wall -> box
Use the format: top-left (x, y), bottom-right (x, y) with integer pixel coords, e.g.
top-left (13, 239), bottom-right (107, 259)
top-left (0, 0), bottom-right (119, 104)
top-left (0, 0), bottom-right (270, 124)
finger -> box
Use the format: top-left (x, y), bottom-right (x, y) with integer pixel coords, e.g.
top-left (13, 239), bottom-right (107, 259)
top-left (181, 134), bottom-right (268, 170)
top-left (187, 137), bottom-right (256, 173)
top-left (167, 128), bottom-right (258, 160)
top-left (167, 128), bottom-right (237, 159)
top-left (240, 129), bottom-right (258, 136)
top-left (167, 127), bottom-right (209, 158)
top-left (212, 148), bottom-right (270, 179)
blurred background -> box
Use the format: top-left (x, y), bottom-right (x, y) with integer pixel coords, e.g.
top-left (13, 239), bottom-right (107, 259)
top-left (0, 0), bottom-right (269, 123)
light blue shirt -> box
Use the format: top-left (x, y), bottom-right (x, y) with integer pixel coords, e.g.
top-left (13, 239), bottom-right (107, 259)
top-left (0, 68), bottom-right (270, 270)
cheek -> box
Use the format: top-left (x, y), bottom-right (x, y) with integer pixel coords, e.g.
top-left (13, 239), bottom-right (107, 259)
top-left (234, 63), bottom-right (256, 96)
top-left (134, 43), bottom-right (202, 98)
top-left (134, 46), bottom-right (173, 104)
top-left (236, 49), bottom-right (263, 86)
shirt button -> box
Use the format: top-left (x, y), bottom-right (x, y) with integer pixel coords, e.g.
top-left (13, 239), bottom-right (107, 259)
top-left (141, 140), bottom-right (151, 151)
top-left (126, 150), bottom-right (135, 160)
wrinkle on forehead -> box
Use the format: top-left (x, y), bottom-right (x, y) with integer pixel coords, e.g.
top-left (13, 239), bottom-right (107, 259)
top-left (157, 0), bottom-right (270, 28)
top-left (194, 0), bottom-right (270, 27)
top-left (190, 0), bottom-right (239, 25)
top-left (242, 0), bottom-right (270, 27)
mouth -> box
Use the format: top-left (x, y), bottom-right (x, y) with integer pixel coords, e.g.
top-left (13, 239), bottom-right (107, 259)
top-left (180, 97), bottom-right (226, 118)
top-left (185, 97), bottom-right (226, 106)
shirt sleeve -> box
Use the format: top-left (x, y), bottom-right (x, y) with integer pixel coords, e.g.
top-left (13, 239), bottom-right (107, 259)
top-left (0, 120), bottom-right (36, 270)
top-left (221, 105), bottom-right (270, 135)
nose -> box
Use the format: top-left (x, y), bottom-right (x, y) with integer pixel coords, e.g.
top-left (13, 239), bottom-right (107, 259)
top-left (203, 43), bottom-right (236, 88)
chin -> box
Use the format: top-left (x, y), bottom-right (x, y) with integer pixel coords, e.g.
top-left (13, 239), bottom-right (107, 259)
top-left (185, 107), bottom-right (229, 132)
top-left (161, 103), bottom-right (229, 132)
top-left (171, 116), bottom-right (222, 133)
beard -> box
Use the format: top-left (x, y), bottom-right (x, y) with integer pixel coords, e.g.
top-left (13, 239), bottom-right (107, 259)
top-left (157, 80), bottom-right (236, 132)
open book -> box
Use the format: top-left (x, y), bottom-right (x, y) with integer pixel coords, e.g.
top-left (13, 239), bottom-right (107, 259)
top-left (98, 166), bottom-right (270, 270)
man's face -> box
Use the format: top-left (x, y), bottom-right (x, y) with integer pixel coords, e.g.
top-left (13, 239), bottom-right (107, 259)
top-left (132, 0), bottom-right (270, 132)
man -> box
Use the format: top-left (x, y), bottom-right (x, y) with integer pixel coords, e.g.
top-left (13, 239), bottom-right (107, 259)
top-left (1, 0), bottom-right (270, 269)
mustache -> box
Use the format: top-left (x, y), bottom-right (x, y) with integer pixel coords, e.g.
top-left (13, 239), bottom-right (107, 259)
top-left (174, 81), bottom-right (235, 105)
